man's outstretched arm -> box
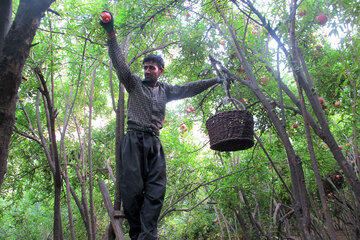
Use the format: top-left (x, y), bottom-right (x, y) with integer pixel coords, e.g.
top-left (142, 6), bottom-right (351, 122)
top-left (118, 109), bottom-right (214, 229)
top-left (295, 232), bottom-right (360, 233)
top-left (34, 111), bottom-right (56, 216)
top-left (165, 77), bottom-right (225, 102)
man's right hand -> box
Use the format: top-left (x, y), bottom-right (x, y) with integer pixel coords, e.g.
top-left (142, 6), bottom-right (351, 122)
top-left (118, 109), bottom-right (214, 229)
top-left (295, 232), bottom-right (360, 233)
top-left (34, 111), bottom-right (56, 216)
top-left (214, 77), bottom-right (225, 84)
top-left (99, 10), bottom-right (115, 34)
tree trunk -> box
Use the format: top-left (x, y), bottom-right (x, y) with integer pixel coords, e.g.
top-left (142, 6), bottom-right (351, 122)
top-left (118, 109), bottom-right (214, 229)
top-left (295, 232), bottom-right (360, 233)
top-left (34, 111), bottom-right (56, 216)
top-left (36, 67), bottom-right (64, 240)
top-left (108, 69), bottom-right (125, 240)
top-left (63, 159), bottom-right (76, 240)
top-left (74, 116), bottom-right (93, 239)
top-left (60, 69), bottom-right (77, 240)
top-left (237, 188), bottom-right (267, 238)
top-left (113, 35), bottom-right (128, 211)
top-left (0, 0), bottom-right (12, 56)
top-left (213, 205), bottom-right (225, 240)
top-left (114, 83), bottom-right (125, 210)
top-left (234, 206), bottom-right (252, 240)
top-left (88, 67), bottom-right (97, 240)
top-left (0, 0), bottom-right (55, 188)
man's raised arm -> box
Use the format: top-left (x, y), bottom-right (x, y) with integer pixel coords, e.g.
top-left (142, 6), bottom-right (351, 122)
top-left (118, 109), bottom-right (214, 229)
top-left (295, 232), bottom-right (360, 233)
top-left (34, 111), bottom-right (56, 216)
top-left (100, 11), bottom-right (136, 92)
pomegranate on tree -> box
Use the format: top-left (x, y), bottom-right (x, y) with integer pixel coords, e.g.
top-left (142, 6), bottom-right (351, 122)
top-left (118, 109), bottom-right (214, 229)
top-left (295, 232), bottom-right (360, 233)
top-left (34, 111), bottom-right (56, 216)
top-left (317, 14), bottom-right (328, 25)
top-left (100, 11), bottom-right (112, 23)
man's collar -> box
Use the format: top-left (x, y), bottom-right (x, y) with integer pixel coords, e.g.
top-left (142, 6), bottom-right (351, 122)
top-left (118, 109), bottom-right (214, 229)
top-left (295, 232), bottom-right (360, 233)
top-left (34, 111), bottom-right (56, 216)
top-left (142, 79), bottom-right (159, 87)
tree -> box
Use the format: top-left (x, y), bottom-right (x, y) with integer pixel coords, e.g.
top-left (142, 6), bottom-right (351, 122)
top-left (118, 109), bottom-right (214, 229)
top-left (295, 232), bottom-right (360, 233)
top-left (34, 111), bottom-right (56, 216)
top-left (1, 0), bottom-right (360, 239)
top-left (0, 0), bottom-right (55, 188)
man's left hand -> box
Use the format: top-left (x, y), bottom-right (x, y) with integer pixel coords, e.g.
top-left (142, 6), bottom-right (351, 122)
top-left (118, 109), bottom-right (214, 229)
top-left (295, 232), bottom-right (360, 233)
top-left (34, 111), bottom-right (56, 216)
top-left (215, 77), bottom-right (233, 85)
top-left (215, 77), bottom-right (224, 84)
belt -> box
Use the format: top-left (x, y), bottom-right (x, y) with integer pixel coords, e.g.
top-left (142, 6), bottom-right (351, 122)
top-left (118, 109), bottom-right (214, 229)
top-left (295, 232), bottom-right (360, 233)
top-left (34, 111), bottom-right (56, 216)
top-left (127, 124), bottom-right (159, 136)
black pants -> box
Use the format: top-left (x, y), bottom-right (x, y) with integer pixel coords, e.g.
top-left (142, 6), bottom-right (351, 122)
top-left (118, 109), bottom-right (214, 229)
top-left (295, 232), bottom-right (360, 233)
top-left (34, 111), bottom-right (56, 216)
top-left (119, 129), bottom-right (166, 240)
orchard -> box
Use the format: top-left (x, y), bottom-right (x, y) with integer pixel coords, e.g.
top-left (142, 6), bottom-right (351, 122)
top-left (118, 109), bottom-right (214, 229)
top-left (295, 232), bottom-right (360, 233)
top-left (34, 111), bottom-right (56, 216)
top-left (0, 0), bottom-right (359, 239)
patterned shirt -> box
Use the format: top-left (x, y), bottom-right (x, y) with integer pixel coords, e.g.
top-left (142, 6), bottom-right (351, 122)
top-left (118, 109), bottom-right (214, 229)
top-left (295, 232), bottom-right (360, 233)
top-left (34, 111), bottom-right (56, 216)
top-left (107, 36), bottom-right (218, 132)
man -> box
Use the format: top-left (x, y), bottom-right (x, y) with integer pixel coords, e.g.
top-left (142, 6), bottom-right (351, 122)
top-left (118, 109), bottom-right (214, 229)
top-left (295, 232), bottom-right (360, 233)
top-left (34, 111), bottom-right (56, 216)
top-left (100, 11), bottom-right (225, 240)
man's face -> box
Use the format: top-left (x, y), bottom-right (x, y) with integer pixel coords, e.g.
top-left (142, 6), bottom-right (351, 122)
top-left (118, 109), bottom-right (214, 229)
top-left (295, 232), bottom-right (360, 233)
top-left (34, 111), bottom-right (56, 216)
top-left (143, 61), bottom-right (164, 83)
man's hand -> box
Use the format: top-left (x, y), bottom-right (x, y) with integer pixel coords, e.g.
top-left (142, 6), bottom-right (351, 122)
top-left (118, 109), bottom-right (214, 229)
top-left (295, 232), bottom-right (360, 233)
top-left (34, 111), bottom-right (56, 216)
top-left (225, 76), bottom-right (234, 85)
top-left (215, 77), bottom-right (225, 84)
top-left (99, 10), bottom-right (115, 34)
top-left (215, 77), bottom-right (234, 85)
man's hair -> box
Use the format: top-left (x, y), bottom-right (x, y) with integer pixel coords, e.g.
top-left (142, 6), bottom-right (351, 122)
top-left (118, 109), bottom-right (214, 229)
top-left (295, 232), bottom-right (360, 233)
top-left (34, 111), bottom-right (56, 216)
top-left (143, 54), bottom-right (165, 69)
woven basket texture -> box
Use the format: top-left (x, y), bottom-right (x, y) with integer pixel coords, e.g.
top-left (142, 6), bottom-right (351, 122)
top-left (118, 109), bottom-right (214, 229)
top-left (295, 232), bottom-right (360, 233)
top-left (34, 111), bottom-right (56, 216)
top-left (206, 110), bottom-right (254, 151)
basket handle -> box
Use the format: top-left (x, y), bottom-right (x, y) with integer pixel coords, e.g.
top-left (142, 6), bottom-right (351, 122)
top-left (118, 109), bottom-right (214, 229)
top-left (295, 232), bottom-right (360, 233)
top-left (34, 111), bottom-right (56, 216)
top-left (215, 97), bottom-right (246, 113)
top-left (208, 55), bottom-right (246, 112)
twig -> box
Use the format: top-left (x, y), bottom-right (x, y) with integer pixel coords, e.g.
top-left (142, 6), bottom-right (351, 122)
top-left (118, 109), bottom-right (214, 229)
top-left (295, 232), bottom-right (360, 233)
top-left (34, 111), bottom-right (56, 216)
top-left (159, 165), bottom-right (255, 220)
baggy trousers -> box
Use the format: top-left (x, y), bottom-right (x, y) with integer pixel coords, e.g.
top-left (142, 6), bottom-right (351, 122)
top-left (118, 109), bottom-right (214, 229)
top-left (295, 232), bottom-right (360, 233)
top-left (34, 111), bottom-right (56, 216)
top-left (119, 130), bottom-right (166, 240)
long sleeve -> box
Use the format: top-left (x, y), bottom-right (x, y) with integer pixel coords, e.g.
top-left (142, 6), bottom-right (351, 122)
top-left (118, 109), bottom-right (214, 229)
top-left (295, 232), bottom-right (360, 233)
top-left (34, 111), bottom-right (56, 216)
top-left (164, 78), bottom-right (218, 102)
top-left (107, 36), bottom-right (138, 92)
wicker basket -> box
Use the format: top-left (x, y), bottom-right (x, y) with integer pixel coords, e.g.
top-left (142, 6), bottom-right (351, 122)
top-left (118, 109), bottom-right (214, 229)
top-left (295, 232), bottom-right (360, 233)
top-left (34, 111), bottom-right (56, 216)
top-left (206, 110), bottom-right (254, 151)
